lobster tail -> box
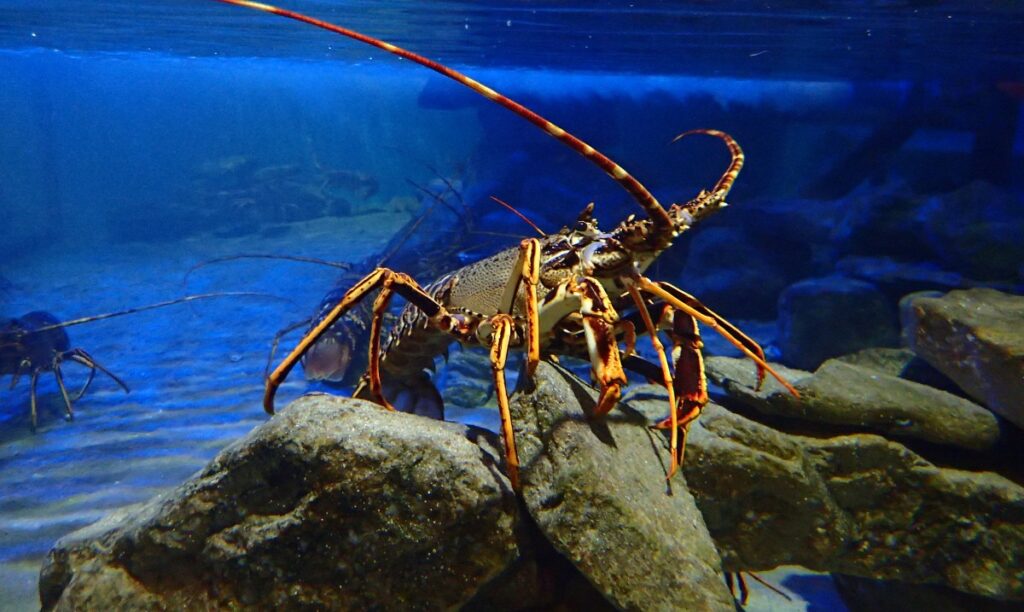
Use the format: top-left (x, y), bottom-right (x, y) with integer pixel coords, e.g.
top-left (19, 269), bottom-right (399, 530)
top-left (214, 0), bottom-right (673, 238)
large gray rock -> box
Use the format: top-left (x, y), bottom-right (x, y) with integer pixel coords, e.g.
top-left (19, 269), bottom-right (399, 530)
top-left (40, 395), bottom-right (522, 610)
top-left (902, 288), bottom-right (1024, 429)
top-left (706, 356), bottom-right (1001, 452)
top-left (777, 276), bottom-right (900, 370)
top-left (832, 347), bottom-right (963, 395)
top-left (510, 362), bottom-right (736, 612)
top-left (665, 400), bottom-right (1024, 601)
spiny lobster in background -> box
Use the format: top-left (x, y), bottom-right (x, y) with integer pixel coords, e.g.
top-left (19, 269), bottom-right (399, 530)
top-left (1, 293), bottom-right (264, 431)
top-left (215, 0), bottom-right (800, 493)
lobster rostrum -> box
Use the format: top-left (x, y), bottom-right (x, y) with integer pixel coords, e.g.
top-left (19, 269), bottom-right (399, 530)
top-left (222, 0), bottom-right (801, 490)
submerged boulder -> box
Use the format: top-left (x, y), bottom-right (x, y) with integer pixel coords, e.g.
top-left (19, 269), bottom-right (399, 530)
top-left (510, 362), bottom-right (736, 611)
top-left (629, 394), bottom-right (1024, 602)
top-left (917, 181), bottom-right (1024, 281)
top-left (831, 347), bottom-right (963, 395)
top-left (39, 395), bottom-right (522, 610)
top-left (706, 356), bottom-right (1002, 452)
top-left (777, 276), bottom-right (900, 370)
top-left (901, 288), bottom-right (1024, 430)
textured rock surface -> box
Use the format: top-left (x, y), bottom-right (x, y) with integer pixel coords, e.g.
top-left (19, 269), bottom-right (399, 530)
top-left (627, 390), bottom-right (1024, 601)
top-left (901, 288), bottom-right (1024, 429)
top-left (510, 362), bottom-right (735, 612)
top-left (832, 347), bottom-right (962, 394)
top-left (777, 275), bottom-right (900, 370)
top-left (39, 395), bottom-right (522, 610)
top-left (706, 356), bottom-right (1001, 451)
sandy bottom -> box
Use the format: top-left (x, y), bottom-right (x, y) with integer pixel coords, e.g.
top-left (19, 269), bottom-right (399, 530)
top-left (0, 213), bottom-right (840, 611)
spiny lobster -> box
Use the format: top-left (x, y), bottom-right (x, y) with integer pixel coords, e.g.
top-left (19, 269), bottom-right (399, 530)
top-left (217, 0), bottom-right (800, 491)
top-left (1, 293), bottom-right (264, 431)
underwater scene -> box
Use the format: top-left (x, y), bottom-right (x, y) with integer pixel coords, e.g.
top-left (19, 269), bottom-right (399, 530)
top-left (2, 0), bottom-right (1023, 610)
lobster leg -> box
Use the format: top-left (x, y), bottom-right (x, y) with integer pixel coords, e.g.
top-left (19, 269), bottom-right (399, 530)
top-left (266, 267), bottom-right (449, 414)
top-left (263, 317), bottom-right (313, 380)
top-left (9, 358), bottom-right (29, 390)
top-left (633, 277), bottom-right (799, 397)
top-left (570, 278), bottom-right (628, 417)
top-left (65, 349), bottom-right (129, 395)
top-left (70, 358), bottom-right (98, 402)
top-left (366, 278), bottom-right (398, 410)
top-left (488, 313), bottom-right (520, 489)
top-left (656, 307), bottom-right (708, 471)
top-left (51, 353), bottom-right (76, 421)
top-left (498, 239), bottom-right (541, 376)
top-left (726, 572), bottom-right (749, 606)
top-left (626, 286), bottom-right (681, 475)
top-left (29, 368), bottom-right (40, 432)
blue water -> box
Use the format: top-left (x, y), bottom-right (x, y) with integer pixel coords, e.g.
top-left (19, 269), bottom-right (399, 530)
top-left (1, 1), bottom-right (1023, 610)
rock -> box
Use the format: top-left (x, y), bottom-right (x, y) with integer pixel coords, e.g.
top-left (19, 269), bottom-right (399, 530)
top-left (703, 355), bottom-right (813, 402)
top-left (901, 289), bottom-right (1024, 429)
top-left (739, 198), bottom-right (845, 254)
top-left (440, 348), bottom-right (502, 409)
top-left (777, 276), bottom-right (900, 370)
top-left (40, 395), bottom-right (522, 610)
top-left (831, 347), bottom-right (962, 395)
top-left (510, 362), bottom-right (736, 611)
top-left (832, 573), bottom-right (1023, 612)
top-left (675, 226), bottom-right (804, 319)
top-left (918, 181), bottom-right (1024, 281)
top-left (837, 256), bottom-right (1022, 304)
top-left (674, 399), bottom-right (1024, 601)
top-left (706, 356), bottom-right (1001, 452)
top-left (836, 256), bottom-right (969, 300)
top-left (831, 186), bottom-right (933, 263)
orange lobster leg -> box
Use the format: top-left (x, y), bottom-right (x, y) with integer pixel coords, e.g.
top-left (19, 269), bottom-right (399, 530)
top-left (488, 314), bottom-right (521, 490)
top-left (265, 267), bottom-right (444, 414)
top-left (626, 286), bottom-right (682, 477)
top-left (634, 277), bottom-right (799, 398)
top-left (499, 238), bottom-right (541, 376)
top-left (657, 307), bottom-right (708, 471)
top-left (570, 278), bottom-right (628, 417)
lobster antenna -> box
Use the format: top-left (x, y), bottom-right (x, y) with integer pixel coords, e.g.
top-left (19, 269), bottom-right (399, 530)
top-left (184, 254), bottom-right (352, 289)
top-left (744, 571), bottom-right (794, 602)
top-left (489, 195), bottom-right (547, 237)
top-left (422, 162), bottom-right (466, 207)
top-left (28, 292), bottom-right (282, 333)
top-left (405, 178), bottom-right (463, 219)
top-left (671, 129), bottom-right (745, 196)
top-left (375, 182), bottom-right (446, 268)
top-left (213, 0), bottom-right (673, 239)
